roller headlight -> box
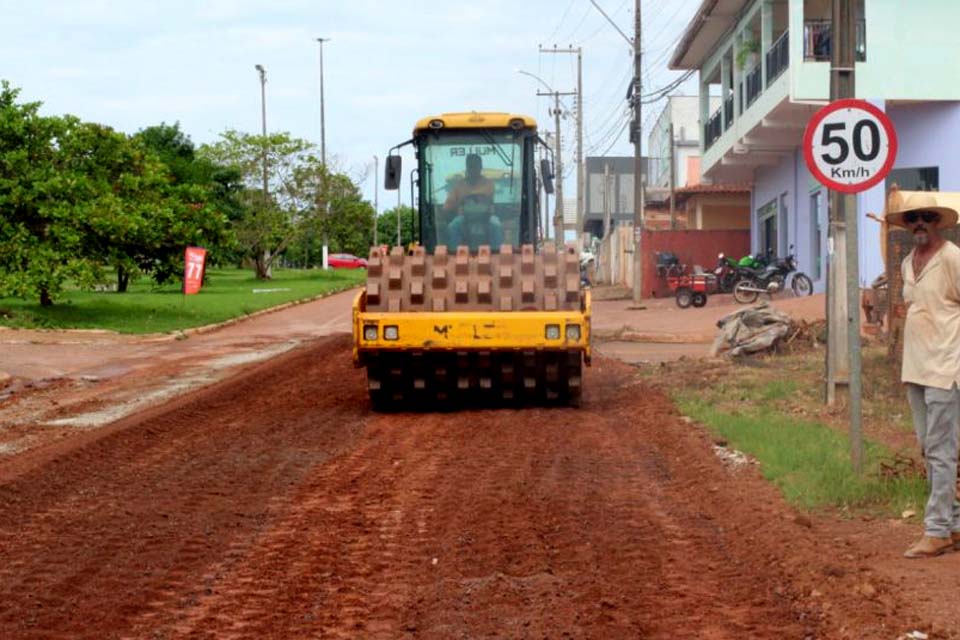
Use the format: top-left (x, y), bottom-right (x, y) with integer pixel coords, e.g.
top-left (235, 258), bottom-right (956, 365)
top-left (545, 324), bottom-right (561, 340)
top-left (363, 325), bottom-right (378, 341)
top-left (384, 325), bottom-right (399, 341)
top-left (566, 324), bottom-right (581, 341)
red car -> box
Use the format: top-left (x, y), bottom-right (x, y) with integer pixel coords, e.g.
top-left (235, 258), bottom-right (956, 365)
top-left (328, 253), bottom-right (367, 269)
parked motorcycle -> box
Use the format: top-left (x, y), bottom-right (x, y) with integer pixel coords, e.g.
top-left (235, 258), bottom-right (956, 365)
top-left (714, 251), bottom-right (771, 294)
top-left (714, 253), bottom-right (739, 293)
top-left (580, 251), bottom-right (595, 288)
top-left (732, 248), bottom-right (814, 303)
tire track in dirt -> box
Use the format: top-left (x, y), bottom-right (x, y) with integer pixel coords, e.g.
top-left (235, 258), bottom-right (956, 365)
top-left (0, 336), bottom-right (368, 639)
top-left (0, 336), bottom-right (920, 638)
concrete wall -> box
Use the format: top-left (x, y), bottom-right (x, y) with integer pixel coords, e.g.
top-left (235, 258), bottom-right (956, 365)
top-left (641, 229), bottom-right (751, 298)
top-left (699, 203), bottom-right (751, 230)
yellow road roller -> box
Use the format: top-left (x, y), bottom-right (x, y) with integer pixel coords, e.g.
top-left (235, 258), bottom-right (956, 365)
top-left (352, 112), bottom-right (591, 409)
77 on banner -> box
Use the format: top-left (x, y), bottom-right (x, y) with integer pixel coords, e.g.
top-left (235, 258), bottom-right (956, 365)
top-left (803, 99), bottom-right (898, 194)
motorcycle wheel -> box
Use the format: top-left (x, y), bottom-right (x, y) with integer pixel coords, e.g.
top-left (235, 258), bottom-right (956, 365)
top-left (675, 287), bottom-right (693, 309)
top-left (692, 292), bottom-right (707, 308)
top-left (791, 273), bottom-right (814, 297)
top-left (719, 273), bottom-right (736, 294)
top-left (733, 279), bottom-right (760, 304)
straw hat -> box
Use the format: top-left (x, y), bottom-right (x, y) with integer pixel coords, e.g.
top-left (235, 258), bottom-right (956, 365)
top-left (885, 191), bottom-right (959, 229)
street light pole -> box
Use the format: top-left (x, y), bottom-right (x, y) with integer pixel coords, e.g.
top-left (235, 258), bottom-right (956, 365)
top-left (518, 69), bottom-right (575, 246)
top-left (317, 37), bottom-right (331, 269)
top-left (538, 46), bottom-right (584, 245)
top-left (373, 154), bottom-right (379, 247)
top-left (254, 64), bottom-right (271, 278)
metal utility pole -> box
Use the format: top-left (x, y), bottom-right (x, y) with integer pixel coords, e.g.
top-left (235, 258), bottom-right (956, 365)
top-left (317, 37), bottom-right (331, 269)
top-left (540, 46), bottom-right (584, 245)
top-left (373, 154), bottom-right (379, 247)
top-left (825, 0), bottom-right (863, 471)
top-left (631, 0), bottom-right (644, 304)
top-left (254, 64), bottom-right (271, 278)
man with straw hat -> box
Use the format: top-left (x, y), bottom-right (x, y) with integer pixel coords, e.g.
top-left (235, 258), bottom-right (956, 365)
top-left (886, 191), bottom-right (960, 558)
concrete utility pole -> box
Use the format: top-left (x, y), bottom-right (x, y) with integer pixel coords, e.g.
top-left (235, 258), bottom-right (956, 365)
top-left (373, 154), bottom-right (379, 247)
top-left (542, 132), bottom-right (553, 241)
top-left (631, 0), bottom-right (644, 303)
top-left (826, 0), bottom-right (864, 472)
top-left (537, 89), bottom-right (577, 244)
top-left (551, 92), bottom-right (566, 244)
top-left (540, 46), bottom-right (584, 245)
top-left (317, 37), bottom-right (331, 269)
top-left (603, 162), bottom-right (612, 239)
top-left (254, 64), bottom-right (272, 278)
top-left (669, 122), bottom-right (676, 229)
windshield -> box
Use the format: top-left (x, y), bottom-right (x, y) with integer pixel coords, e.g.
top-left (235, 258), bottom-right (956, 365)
top-left (419, 130), bottom-right (525, 252)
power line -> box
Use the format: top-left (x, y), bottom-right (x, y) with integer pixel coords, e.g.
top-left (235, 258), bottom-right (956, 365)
top-left (544, 0), bottom-right (578, 44)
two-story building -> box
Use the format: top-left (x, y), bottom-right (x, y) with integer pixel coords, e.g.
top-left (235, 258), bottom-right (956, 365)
top-left (648, 96), bottom-right (718, 191)
top-left (670, 0), bottom-right (960, 289)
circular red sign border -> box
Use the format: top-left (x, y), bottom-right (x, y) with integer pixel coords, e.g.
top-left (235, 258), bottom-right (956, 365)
top-left (802, 98), bottom-right (898, 194)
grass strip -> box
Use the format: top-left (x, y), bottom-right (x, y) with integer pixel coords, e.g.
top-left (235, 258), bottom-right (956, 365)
top-left (0, 267), bottom-right (366, 334)
top-left (678, 393), bottom-right (927, 515)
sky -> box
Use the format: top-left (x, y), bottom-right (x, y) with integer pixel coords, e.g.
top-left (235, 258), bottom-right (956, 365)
top-left (2, 0), bottom-right (702, 212)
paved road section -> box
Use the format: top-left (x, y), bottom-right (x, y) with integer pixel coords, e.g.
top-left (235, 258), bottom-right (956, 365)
top-left (0, 337), bottom-right (911, 639)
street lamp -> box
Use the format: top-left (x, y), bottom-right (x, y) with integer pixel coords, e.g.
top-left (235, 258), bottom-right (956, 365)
top-left (254, 64), bottom-right (268, 197)
top-left (254, 64), bottom-right (271, 277)
top-left (316, 37), bottom-right (331, 269)
top-left (516, 68), bottom-right (554, 94)
top-left (518, 68), bottom-right (567, 243)
top-left (372, 154), bottom-right (379, 247)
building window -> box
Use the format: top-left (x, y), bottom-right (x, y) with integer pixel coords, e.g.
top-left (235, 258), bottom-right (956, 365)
top-left (757, 198), bottom-right (778, 258)
top-left (810, 190), bottom-right (823, 280)
top-left (886, 167), bottom-right (939, 192)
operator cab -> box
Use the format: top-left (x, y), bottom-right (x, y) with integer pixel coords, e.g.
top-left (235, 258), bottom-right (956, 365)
top-left (384, 113), bottom-right (551, 254)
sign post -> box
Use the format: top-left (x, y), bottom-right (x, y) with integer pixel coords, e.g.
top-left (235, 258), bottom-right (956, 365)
top-left (803, 98), bottom-right (897, 472)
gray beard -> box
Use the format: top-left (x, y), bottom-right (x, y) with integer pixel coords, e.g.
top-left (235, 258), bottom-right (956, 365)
top-left (914, 231), bottom-right (930, 246)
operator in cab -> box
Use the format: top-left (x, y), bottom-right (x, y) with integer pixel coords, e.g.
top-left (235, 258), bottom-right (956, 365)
top-left (443, 153), bottom-right (503, 249)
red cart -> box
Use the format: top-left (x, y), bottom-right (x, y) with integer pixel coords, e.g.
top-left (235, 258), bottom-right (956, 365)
top-left (667, 273), bottom-right (712, 308)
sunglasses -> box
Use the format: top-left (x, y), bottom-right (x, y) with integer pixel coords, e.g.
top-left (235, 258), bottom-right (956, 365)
top-left (903, 211), bottom-right (940, 224)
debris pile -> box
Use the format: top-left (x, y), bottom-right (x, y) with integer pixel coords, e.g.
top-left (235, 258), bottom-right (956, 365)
top-left (712, 444), bottom-right (755, 470)
top-left (710, 302), bottom-right (794, 357)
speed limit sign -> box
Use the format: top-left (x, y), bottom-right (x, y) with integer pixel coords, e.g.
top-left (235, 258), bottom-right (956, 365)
top-left (803, 99), bottom-right (898, 194)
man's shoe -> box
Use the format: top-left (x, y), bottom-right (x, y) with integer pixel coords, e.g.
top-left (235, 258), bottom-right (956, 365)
top-left (952, 531), bottom-right (960, 550)
top-left (904, 535), bottom-right (954, 559)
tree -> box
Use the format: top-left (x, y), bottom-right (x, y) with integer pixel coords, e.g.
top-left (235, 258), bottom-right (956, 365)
top-left (200, 130), bottom-right (376, 272)
top-left (200, 130), bottom-right (320, 278)
top-left (375, 206), bottom-right (418, 248)
top-left (0, 83), bottom-right (232, 305)
top-left (135, 122), bottom-right (239, 279)
top-left (0, 84), bottom-right (107, 305)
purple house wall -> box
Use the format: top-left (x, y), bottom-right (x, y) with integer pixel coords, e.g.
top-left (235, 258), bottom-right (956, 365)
top-left (747, 101), bottom-right (960, 293)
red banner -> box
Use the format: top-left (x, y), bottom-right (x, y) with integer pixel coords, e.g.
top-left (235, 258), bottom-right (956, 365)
top-left (183, 247), bottom-right (207, 295)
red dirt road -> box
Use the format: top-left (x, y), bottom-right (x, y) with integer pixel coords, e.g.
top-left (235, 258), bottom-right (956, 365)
top-left (0, 336), bottom-right (927, 638)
